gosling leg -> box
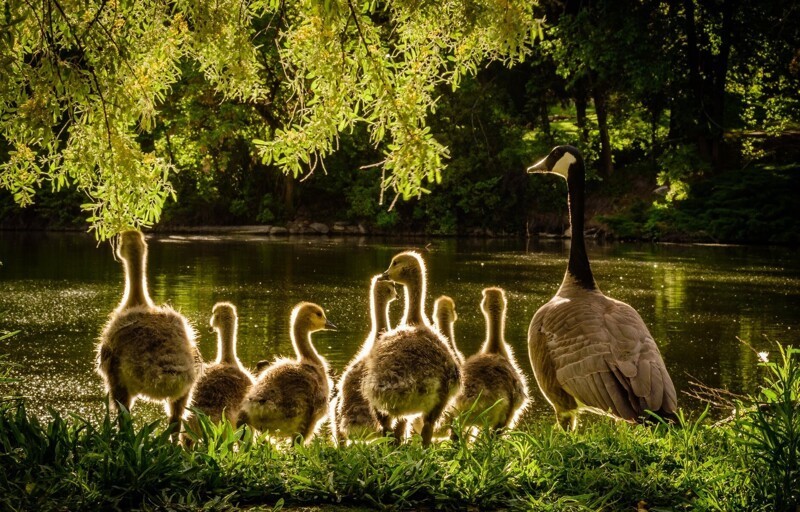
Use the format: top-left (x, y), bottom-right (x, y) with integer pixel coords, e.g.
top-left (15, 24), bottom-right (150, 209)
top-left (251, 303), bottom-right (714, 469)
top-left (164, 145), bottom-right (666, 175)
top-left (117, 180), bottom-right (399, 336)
top-left (421, 404), bottom-right (447, 448)
top-left (392, 419), bottom-right (407, 445)
top-left (109, 383), bottom-right (132, 414)
top-left (168, 393), bottom-right (190, 440)
top-left (298, 409), bottom-right (318, 446)
top-left (374, 409), bottom-right (395, 441)
top-left (449, 422), bottom-right (460, 443)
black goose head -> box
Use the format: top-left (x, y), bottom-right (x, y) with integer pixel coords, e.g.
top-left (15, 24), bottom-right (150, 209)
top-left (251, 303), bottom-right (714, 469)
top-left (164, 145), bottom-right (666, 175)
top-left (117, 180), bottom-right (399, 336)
top-left (526, 145), bottom-right (583, 180)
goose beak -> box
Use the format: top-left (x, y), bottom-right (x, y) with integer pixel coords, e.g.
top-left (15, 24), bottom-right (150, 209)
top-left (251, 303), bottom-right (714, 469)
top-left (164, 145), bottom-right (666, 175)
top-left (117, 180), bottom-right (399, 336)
top-left (377, 271), bottom-right (390, 281)
top-left (324, 319), bottom-right (338, 331)
top-left (527, 155), bottom-right (549, 173)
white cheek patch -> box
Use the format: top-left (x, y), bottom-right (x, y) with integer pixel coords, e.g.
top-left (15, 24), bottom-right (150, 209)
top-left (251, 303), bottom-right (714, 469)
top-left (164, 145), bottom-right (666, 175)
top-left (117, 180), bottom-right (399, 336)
top-left (552, 152), bottom-right (576, 178)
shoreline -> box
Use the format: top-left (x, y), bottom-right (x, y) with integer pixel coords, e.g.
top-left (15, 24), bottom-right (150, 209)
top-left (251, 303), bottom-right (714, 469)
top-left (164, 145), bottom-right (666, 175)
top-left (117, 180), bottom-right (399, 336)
top-left (0, 223), bottom-right (763, 247)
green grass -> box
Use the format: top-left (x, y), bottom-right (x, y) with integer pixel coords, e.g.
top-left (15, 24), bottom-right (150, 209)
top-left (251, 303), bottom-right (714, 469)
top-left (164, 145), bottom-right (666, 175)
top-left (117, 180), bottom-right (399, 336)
top-left (1, 345), bottom-right (798, 511)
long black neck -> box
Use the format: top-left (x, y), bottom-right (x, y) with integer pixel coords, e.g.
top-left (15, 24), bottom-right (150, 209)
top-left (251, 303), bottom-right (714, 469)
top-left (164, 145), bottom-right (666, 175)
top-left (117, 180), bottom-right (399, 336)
top-left (565, 160), bottom-right (596, 290)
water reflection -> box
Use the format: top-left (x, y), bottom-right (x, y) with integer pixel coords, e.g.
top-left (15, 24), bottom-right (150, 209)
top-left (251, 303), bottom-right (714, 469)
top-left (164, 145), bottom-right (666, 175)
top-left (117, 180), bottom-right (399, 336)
top-left (1, 232), bottom-right (798, 424)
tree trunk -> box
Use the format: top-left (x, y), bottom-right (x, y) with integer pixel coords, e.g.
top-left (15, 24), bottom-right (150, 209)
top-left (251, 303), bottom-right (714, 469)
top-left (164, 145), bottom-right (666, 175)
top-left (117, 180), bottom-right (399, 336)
top-left (667, 0), bottom-right (703, 146)
top-left (540, 97), bottom-right (552, 143)
top-left (708, 0), bottom-right (735, 170)
top-left (593, 86), bottom-right (613, 178)
top-left (283, 173), bottom-right (295, 216)
top-left (575, 94), bottom-right (589, 146)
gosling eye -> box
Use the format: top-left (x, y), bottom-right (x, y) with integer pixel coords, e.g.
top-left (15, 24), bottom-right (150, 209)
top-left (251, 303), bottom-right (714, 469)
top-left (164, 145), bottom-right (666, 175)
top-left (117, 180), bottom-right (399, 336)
top-left (316, 312), bottom-right (322, 317)
top-left (392, 261), bottom-right (398, 266)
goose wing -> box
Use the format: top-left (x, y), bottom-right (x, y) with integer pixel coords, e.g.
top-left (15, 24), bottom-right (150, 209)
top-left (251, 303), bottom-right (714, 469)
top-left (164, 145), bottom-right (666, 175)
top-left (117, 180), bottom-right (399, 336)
top-left (542, 295), bottom-right (677, 419)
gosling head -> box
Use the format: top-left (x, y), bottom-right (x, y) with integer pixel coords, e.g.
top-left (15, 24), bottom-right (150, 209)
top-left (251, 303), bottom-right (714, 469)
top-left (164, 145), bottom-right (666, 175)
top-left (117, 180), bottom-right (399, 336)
top-left (379, 251), bottom-right (425, 286)
top-left (210, 302), bottom-right (237, 331)
top-left (527, 145), bottom-right (583, 180)
top-left (481, 287), bottom-right (507, 317)
top-left (433, 296), bottom-right (457, 324)
top-left (117, 230), bottom-right (147, 262)
top-left (372, 276), bottom-right (398, 305)
top-left (291, 302), bottom-right (337, 332)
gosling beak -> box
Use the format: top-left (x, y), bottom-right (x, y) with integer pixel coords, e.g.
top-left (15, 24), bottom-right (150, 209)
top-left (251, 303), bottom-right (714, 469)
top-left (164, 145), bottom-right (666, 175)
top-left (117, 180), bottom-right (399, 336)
top-left (526, 155), bottom-right (549, 173)
top-left (324, 319), bottom-right (338, 331)
top-left (377, 271), bottom-right (391, 281)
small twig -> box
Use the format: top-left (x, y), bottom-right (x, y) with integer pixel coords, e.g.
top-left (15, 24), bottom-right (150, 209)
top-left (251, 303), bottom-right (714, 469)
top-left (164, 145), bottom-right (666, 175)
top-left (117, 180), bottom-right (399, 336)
top-left (81, 0), bottom-right (107, 37)
top-left (359, 159), bottom-right (387, 170)
top-left (50, 0), bottom-right (113, 149)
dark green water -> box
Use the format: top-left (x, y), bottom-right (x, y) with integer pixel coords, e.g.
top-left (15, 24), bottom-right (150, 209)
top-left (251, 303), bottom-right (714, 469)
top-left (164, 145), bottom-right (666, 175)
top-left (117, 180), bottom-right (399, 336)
top-left (1, 231), bottom-right (798, 423)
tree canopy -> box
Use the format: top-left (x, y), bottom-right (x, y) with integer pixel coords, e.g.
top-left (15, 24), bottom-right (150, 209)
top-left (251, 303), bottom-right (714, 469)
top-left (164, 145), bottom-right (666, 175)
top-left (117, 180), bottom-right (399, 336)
top-left (0, 0), bottom-right (539, 239)
top-left (2, 0), bottom-right (798, 243)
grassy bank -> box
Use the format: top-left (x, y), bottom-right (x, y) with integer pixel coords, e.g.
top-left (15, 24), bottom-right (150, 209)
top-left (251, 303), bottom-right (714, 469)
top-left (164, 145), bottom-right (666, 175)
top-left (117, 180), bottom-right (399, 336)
top-left (1, 345), bottom-right (798, 511)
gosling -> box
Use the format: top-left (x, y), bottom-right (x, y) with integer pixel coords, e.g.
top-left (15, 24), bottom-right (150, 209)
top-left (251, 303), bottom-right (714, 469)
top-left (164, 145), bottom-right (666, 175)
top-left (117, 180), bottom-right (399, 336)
top-left (412, 295), bottom-right (462, 438)
top-left (433, 295), bottom-right (463, 365)
top-left (361, 251), bottom-right (461, 447)
top-left (185, 302), bottom-right (254, 439)
top-left (450, 287), bottom-right (528, 436)
top-left (237, 302), bottom-right (336, 443)
top-left (333, 276), bottom-right (397, 443)
top-left (97, 230), bottom-right (202, 435)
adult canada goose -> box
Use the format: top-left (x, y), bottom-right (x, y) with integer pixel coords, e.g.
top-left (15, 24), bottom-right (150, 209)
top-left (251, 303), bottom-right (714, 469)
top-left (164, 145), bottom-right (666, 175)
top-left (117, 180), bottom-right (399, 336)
top-left (527, 145), bottom-right (677, 429)
top-left (433, 296), bottom-right (464, 365)
top-left (333, 276), bottom-right (398, 443)
top-left (450, 287), bottom-right (528, 435)
top-left (361, 251), bottom-right (461, 447)
top-left (237, 302), bottom-right (336, 443)
top-left (185, 303), bottom-right (254, 438)
top-left (97, 231), bottom-right (201, 435)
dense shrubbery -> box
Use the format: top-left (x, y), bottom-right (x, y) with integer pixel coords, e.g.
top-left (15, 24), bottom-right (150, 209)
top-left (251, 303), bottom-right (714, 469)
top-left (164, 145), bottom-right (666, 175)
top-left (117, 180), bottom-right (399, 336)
top-left (597, 164), bottom-right (800, 244)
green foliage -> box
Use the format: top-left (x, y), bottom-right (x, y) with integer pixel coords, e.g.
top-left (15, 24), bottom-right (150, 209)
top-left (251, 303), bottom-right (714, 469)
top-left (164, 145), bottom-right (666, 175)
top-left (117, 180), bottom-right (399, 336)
top-left (0, 394), bottom-right (764, 510)
top-left (656, 145), bottom-right (711, 202)
top-left (257, 1), bottom-right (538, 206)
top-left (597, 164), bottom-right (800, 244)
top-left (2, 0), bottom-right (798, 241)
top-left (0, 0), bottom-right (539, 240)
top-left (734, 344), bottom-right (800, 511)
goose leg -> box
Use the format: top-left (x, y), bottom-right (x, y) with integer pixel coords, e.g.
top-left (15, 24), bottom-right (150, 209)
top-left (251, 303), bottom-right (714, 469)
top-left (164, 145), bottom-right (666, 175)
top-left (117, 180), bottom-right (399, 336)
top-left (557, 411), bottom-right (577, 431)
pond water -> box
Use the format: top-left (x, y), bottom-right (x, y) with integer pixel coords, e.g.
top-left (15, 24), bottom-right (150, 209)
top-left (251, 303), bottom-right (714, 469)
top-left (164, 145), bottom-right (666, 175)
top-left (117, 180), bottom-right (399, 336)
top-left (1, 231), bottom-right (798, 425)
